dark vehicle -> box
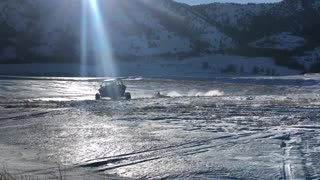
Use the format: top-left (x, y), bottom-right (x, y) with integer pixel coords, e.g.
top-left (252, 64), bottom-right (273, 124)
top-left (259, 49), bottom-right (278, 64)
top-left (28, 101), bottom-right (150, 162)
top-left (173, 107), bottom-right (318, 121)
top-left (95, 79), bottom-right (131, 100)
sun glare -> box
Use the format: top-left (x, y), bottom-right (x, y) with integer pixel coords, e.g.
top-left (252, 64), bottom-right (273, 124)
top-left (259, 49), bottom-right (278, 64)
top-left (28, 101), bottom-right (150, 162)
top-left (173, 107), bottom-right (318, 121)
top-left (81, 0), bottom-right (116, 77)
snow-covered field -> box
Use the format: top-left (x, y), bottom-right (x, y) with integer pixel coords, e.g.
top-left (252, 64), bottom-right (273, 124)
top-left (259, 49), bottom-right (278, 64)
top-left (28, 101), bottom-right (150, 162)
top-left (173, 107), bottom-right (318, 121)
top-left (0, 54), bottom-right (300, 77)
top-left (1, 75), bottom-right (320, 179)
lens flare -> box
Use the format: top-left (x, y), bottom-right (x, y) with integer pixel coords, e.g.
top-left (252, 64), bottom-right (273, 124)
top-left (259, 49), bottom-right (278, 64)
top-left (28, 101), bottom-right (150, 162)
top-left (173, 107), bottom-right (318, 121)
top-left (81, 0), bottom-right (116, 77)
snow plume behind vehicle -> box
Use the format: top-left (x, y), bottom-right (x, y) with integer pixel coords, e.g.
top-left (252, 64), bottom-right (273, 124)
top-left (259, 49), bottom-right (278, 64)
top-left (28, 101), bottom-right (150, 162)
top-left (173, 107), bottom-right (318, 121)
top-left (167, 90), bottom-right (224, 97)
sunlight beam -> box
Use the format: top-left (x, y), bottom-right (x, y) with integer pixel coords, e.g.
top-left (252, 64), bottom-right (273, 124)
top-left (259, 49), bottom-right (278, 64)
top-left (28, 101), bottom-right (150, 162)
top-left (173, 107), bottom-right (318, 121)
top-left (81, 0), bottom-right (116, 77)
top-left (80, 0), bottom-right (88, 77)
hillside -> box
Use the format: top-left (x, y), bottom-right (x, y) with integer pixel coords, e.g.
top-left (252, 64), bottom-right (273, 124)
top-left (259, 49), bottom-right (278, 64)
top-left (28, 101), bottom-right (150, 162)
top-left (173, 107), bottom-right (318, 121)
top-left (0, 0), bottom-right (234, 63)
top-left (195, 0), bottom-right (320, 71)
top-left (0, 0), bottom-right (320, 73)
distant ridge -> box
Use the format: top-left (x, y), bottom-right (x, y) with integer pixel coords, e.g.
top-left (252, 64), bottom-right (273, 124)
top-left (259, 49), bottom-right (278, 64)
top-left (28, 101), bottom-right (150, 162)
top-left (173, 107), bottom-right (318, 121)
top-left (0, 0), bottom-right (319, 72)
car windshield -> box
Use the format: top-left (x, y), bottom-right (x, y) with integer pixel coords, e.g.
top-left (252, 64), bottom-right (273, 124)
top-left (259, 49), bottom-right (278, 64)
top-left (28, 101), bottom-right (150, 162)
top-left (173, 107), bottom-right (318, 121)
top-left (115, 80), bottom-right (123, 86)
top-left (101, 82), bottom-right (111, 87)
top-left (101, 80), bottom-right (123, 87)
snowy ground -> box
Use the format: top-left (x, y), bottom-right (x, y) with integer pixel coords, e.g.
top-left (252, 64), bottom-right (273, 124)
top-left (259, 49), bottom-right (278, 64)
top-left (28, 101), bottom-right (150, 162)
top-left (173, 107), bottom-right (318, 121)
top-left (0, 54), bottom-right (299, 77)
top-left (0, 75), bottom-right (320, 179)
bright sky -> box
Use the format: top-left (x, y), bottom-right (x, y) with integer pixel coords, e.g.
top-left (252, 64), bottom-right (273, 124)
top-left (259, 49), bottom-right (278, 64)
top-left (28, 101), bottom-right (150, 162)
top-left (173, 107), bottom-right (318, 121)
top-left (174, 0), bottom-right (282, 5)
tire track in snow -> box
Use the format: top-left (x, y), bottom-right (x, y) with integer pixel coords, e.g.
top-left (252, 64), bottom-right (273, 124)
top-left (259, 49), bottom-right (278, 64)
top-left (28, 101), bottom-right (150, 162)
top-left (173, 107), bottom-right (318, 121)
top-left (79, 132), bottom-right (260, 172)
top-left (279, 130), bottom-right (319, 180)
top-left (282, 146), bottom-right (293, 180)
top-left (0, 111), bottom-right (50, 121)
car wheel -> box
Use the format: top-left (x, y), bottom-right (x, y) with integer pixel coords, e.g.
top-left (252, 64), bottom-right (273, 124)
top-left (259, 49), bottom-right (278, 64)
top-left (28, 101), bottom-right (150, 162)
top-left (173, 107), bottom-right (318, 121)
top-left (95, 93), bottom-right (101, 100)
top-left (125, 92), bottom-right (131, 100)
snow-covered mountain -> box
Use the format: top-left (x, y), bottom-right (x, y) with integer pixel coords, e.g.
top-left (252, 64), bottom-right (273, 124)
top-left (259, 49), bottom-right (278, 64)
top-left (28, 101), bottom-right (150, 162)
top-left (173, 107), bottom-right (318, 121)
top-left (196, 0), bottom-right (320, 71)
top-left (0, 0), bottom-right (320, 72)
top-left (0, 0), bottom-right (234, 63)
